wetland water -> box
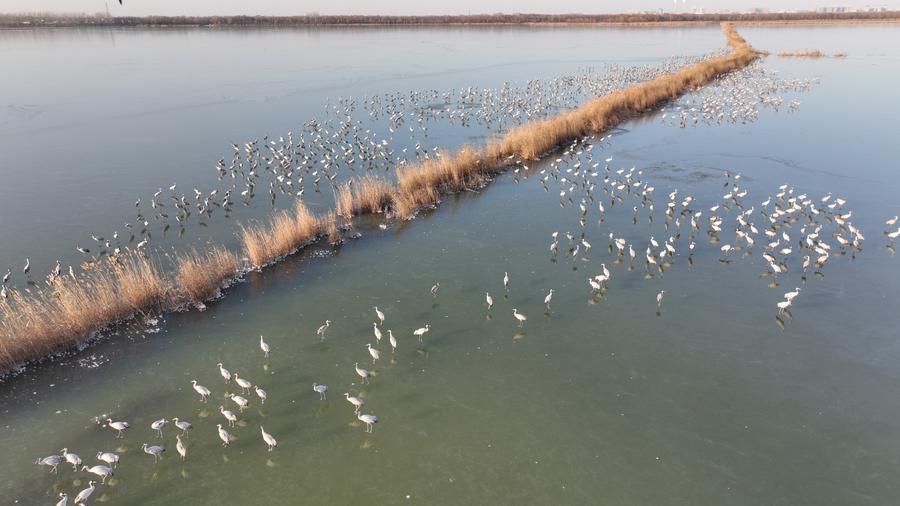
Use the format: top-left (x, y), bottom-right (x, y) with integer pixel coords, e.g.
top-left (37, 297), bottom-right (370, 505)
top-left (2, 24), bottom-right (900, 505)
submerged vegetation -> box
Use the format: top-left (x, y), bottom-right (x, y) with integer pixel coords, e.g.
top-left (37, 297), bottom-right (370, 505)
top-left (0, 24), bottom-right (760, 376)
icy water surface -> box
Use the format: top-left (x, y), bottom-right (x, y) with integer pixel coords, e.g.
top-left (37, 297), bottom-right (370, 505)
top-left (2, 24), bottom-right (900, 505)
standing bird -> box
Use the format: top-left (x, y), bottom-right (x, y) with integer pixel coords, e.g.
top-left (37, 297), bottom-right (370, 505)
top-left (388, 330), bottom-right (397, 353)
top-left (373, 322), bottom-right (382, 342)
top-left (150, 418), bottom-right (168, 438)
top-left (358, 412), bottom-right (378, 433)
top-left (413, 324), bottom-right (431, 342)
top-left (73, 481), bottom-right (96, 506)
top-left (503, 272), bottom-right (510, 292)
top-left (354, 362), bottom-right (371, 384)
top-left (35, 454), bottom-right (64, 474)
top-left (230, 393), bottom-right (249, 412)
top-left (656, 290), bottom-right (665, 309)
top-left (60, 448), bottom-right (81, 470)
top-left (175, 434), bottom-right (187, 461)
top-left (81, 464), bottom-right (113, 483)
top-left (259, 335), bottom-right (270, 358)
top-left (96, 451), bottom-right (119, 468)
top-left (142, 443), bottom-right (165, 463)
top-left (55, 492), bottom-right (67, 506)
top-left (216, 424), bottom-right (232, 447)
top-left (260, 426), bottom-right (277, 451)
top-left (191, 380), bottom-right (211, 402)
top-left (172, 418), bottom-right (192, 436)
top-left (254, 385), bottom-right (267, 404)
top-left (485, 292), bottom-right (493, 309)
top-left (344, 392), bottom-right (364, 413)
top-left (233, 373), bottom-right (252, 394)
top-left (374, 306), bottom-right (385, 324)
top-left (219, 406), bottom-right (238, 427)
top-left (217, 363), bottom-right (232, 382)
top-left (106, 419), bottom-right (130, 438)
top-left (544, 289), bottom-right (554, 310)
top-left (313, 382), bottom-right (329, 400)
top-left (316, 320), bottom-right (331, 341)
top-left (431, 282), bottom-right (440, 298)
top-left (23, 257), bottom-right (30, 275)
top-left (512, 308), bottom-right (527, 327)
top-left (366, 343), bottom-right (380, 364)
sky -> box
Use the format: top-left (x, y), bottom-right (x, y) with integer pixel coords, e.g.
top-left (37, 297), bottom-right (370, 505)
top-left (7, 0), bottom-right (899, 16)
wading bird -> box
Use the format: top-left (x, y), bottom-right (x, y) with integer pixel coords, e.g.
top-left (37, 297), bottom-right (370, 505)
top-left (191, 380), bottom-right (211, 402)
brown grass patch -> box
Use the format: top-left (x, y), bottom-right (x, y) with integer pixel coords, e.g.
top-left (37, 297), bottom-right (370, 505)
top-left (175, 246), bottom-right (239, 304)
top-left (0, 254), bottom-right (169, 373)
top-left (240, 201), bottom-right (320, 267)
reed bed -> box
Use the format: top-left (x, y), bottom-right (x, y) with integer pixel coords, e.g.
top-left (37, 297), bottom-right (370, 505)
top-left (175, 246), bottom-right (240, 304)
top-left (0, 255), bottom-right (169, 373)
top-left (0, 24), bottom-right (759, 377)
top-left (239, 200), bottom-right (321, 268)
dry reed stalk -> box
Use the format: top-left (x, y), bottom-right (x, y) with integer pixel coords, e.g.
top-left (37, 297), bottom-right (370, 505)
top-left (0, 254), bottom-right (169, 373)
top-left (175, 246), bottom-right (239, 304)
top-left (240, 201), bottom-right (321, 267)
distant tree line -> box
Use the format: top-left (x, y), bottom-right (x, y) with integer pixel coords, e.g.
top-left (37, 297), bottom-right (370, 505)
top-left (1, 11), bottom-right (899, 28)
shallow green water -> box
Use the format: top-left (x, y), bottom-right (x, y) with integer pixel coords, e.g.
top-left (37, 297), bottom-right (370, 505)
top-left (2, 25), bottom-right (900, 505)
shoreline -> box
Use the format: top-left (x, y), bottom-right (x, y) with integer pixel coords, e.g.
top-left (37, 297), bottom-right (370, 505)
top-left (1, 13), bottom-right (899, 29)
top-left (1, 24), bottom-right (759, 378)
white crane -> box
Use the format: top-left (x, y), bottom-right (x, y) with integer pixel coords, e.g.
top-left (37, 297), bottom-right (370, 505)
top-left (217, 363), bottom-right (232, 382)
top-left (60, 448), bottom-right (81, 470)
top-left (219, 405), bottom-right (238, 427)
top-left (142, 443), bottom-right (165, 463)
top-left (503, 271), bottom-right (510, 291)
top-left (230, 393), bottom-right (249, 412)
top-left (366, 343), bottom-right (380, 364)
top-left (172, 418), bottom-right (192, 436)
top-left (176, 434), bottom-right (187, 461)
top-left (96, 451), bottom-right (119, 468)
top-left (313, 382), bottom-right (329, 400)
top-left (81, 464), bottom-right (113, 483)
top-left (73, 481), bottom-right (95, 505)
top-left (260, 426), bottom-right (277, 451)
top-left (234, 373), bottom-right (252, 394)
top-left (191, 380), bottom-right (211, 402)
top-left (55, 492), bottom-right (67, 506)
top-left (316, 320), bottom-right (331, 341)
top-left (344, 392), bottom-right (364, 413)
top-left (216, 424), bottom-right (232, 447)
top-left (512, 308), bottom-right (527, 327)
top-left (413, 324), bottom-right (431, 342)
top-left (374, 306), bottom-right (385, 324)
top-left (254, 385), bottom-right (267, 404)
top-left (259, 335), bottom-right (270, 358)
top-left (373, 322), bottom-right (382, 342)
top-left (355, 362), bottom-right (371, 384)
top-left (544, 289), bottom-right (554, 309)
top-left (358, 412), bottom-right (378, 433)
top-left (388, 330), bottom-right (397, 353)
top-left (485, 292), bottom-right (493, 309)
top-left (656, 290), bottom-right (665, 309)
top-left (431, 282), bottom-right (440, 298)
top-left (106, 419), bottom-right (130, 438)
top-left (150, 418), bottom-right (168, 438)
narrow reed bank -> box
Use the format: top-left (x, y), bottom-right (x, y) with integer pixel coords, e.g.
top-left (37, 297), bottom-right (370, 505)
top-left (375, 23), bottom-right (760, 219)
top-left (0, 24), bottom-right (758, 377)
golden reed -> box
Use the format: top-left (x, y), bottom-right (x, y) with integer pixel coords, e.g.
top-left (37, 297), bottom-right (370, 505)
top-left (0, 24), bottom-right (758, 376)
